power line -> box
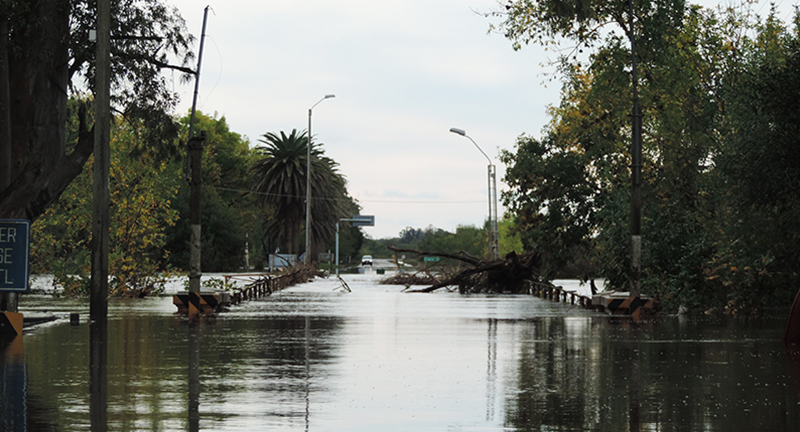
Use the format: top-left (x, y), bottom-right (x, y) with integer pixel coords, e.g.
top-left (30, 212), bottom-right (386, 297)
top-left (212, 187), bottom-right (486, 204)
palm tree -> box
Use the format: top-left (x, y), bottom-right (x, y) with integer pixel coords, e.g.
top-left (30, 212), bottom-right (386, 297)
top-left (250, 129), bottom-right (356, 259)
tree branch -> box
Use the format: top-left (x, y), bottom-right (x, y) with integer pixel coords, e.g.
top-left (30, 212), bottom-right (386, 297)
top-left (388, 245), bottom-right (483, 266)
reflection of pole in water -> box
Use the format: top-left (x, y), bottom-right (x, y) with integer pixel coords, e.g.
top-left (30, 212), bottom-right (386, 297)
top-left (1, 337), bottom-right (27, 432)
top-left (90, 321), bottom-right (108, 432)
top-left (486, 318), bottom-right (497, 421)
top-left (188, 319), bottom-right (200, 432)
top-left (628, 324), bottom-right (641, 432)
top-left (305, 316), bottom-right (311, 432)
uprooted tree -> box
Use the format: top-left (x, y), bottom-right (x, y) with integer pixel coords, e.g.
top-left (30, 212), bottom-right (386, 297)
top-left (385, 246), bottom-right (542, 294)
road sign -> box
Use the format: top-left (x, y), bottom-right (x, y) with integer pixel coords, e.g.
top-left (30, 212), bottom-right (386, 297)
top-left (0, 220), bottom-right (30, 292)
top-left (351, 215), bottom-right (375, 227)
top-left (423, 256), bottom-right (440, 262)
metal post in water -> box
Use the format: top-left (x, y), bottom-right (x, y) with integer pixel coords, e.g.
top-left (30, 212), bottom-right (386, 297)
top-left (335, 221), bottom-right (340, 276)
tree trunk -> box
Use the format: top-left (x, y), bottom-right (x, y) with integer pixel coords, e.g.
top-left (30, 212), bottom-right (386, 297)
top-left (0, 0), bottom-right (93, 221)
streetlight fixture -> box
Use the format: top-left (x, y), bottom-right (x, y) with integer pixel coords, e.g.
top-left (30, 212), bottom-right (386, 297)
top-left (449, 127), bottom-right (499, 260)
top-left (305, 94), bottom-right (335, 264)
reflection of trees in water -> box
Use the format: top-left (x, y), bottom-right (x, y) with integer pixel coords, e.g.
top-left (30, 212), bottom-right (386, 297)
top-left (199, 315), bottom-right (345, 427)
top-left (504, 318), bottom-right (595, 430)
top-left (505, 317), bottom-right (800, 431)
top-left (19, 311), bottom-right (346, 430)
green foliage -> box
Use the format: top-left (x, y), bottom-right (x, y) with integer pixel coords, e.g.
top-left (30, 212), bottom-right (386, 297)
top-left (325, 223), bottom-right (364, 266)
top-left (498, 2), bottom-right (800, 313)
top-left (498, 216), bottom-right (524, 257)
top-left (31, 119), bottom-right (180, 296)
top-left (0, 0), bottom-right (195, 223)
top-left (361, 223), bottom-right (492, 267)
top-left (162, 112), bottom-right (266, 272)
top-left (501, 134), bottom-right (598, 280)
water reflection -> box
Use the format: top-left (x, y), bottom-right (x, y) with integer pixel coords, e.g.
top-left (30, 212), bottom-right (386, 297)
top-left (188, 319), bottom-right (199, 432)
top-left (11, 279), bottom-right (800, 431)
top-left (486, 318), bottom-right (497, 422)
top-left (89, 320), bottom-right (108, 432)
top-left (0, 336), bottom-right (26, 432)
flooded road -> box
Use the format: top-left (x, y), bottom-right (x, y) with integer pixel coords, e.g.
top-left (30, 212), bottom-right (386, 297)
top-left (5, 273), bottom-right (800, 431)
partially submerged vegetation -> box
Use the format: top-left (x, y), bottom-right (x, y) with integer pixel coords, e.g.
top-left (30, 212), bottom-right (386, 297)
top-left (382, 246), bottom-right (541, 294)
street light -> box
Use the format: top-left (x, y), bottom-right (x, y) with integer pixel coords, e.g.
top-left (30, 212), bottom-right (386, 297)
top-left (305, 94), bottom-right (335, 264)
top-left (449, 127), bottom-right (499, 260)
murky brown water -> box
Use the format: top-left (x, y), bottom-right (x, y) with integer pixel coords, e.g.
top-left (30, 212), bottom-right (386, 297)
top-left (3, 274), bottom-right (799, 431)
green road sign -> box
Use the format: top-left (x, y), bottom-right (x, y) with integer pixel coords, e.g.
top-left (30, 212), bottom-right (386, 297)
top-left (0, 220), bottom-right (30, 292)
top-left (423, 256), bottom-right (440, 262)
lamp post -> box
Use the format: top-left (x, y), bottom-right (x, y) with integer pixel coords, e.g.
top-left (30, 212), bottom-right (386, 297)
top-left (305, 94), bottom-right (335, 264)
top-left (449, 128), bottom-right (499, 260)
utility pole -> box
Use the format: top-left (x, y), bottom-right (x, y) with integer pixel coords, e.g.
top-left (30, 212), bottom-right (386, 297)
top-left (91, 0), bottom-right (111, 324)
top-left (0, 13), bottom-right (15, 313)
top-left (628, 0), bottom-right (642, 298)
top-left (187, 6), bottom-right (210, 306)
top-left (90, 1), bottom-right (110, 430)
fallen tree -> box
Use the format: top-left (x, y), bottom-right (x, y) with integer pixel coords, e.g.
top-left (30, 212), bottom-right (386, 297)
top-left (385, 246), bottom-right (542, 294)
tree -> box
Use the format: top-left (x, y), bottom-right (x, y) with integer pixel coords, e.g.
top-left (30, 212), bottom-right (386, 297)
top-left (500, 134), bottom-right (598, 280)
top-left (0, 0), bottom-right (193, 221)
top-left (31, 116), bottom-right (180, 295)
top-left (250, 130), bottom-right (309, 255)
top-left (497, 1), bottom-right (800, 312)
top-left (705, 11), bottom-right (800, 312)
top-left (163, 112), bottom-right (265, 272)
top-left (250, 129), bottom-right (356, 260)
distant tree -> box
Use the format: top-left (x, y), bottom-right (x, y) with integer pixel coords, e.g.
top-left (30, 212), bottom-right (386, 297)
top-left (399, 227), bottom-right (425, 244)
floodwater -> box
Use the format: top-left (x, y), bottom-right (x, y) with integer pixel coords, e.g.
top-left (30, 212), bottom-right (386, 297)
top-left (3, 273), bottom-right (800, 431)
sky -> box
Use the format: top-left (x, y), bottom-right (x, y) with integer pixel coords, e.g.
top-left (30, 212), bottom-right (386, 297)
top-left (164, 0), bottom-right (795, 239)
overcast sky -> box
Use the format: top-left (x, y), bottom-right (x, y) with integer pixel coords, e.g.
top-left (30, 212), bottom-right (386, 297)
top-left (164, 0), bottom-right (794, 239)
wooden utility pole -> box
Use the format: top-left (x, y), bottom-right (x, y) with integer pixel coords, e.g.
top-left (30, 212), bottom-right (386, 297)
top-left (0, 11), bottom-right (16, 313)
top-left (186, 6), bottom-right (209, 302)
top-left (90, 1), bottom-right (110, 430)
top-left (628, 0), bottom-right (642, 298)
top-left (91, 0), bottom-right (111, 323)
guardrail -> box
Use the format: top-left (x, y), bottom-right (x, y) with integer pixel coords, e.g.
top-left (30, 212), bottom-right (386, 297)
top-left (528, 280), bottom-right (593, 308)
top-left (226, 266), bottom-right (317, 305)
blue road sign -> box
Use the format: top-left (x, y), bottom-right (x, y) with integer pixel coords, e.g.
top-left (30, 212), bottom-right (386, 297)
top-left (0, 220), bottom-right (30, 292)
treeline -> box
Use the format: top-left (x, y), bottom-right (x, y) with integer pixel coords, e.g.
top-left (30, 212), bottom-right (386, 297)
top-left (360, 220), bottom-right (524, 266)
top-left (498, 2), bottom-right (800, 313)
top-left (30, 107), bottom-right (363, 296)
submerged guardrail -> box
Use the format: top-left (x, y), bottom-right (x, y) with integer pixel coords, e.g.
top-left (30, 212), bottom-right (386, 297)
top-left (528, 280), bottom-right (657, 318)
top-left (225, 265), bottom-right (317, 305)
top-left (529, 281), bottom-right (593, 308)
top-left (174, 265), bottom-right (318, 313)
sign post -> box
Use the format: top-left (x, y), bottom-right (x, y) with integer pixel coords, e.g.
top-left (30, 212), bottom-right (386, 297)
top-left (0, 219), bottom-right (29, 336)
top-left (0, 220), bottom-right (29, 293)
top-left (336, 215), bottom-right (375, 276)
